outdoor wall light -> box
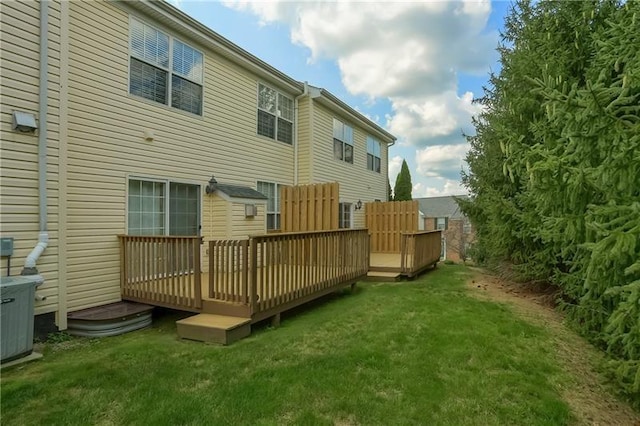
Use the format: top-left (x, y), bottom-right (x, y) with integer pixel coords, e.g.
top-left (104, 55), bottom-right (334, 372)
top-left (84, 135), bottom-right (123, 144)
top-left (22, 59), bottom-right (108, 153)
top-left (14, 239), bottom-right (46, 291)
top-left (205, 175), bottom-right (218, 194)
top-left (355, 200), bottom-right (363, 210)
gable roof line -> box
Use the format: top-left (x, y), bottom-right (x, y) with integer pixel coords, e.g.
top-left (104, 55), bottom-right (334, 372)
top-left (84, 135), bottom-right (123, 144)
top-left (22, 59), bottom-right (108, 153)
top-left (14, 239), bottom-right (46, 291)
top-left (122, 1), bottom-right (396, 144)
top-left (310, 86), bottom-right (397, 144)
top-left (125, 0), bottom-right (303, 94)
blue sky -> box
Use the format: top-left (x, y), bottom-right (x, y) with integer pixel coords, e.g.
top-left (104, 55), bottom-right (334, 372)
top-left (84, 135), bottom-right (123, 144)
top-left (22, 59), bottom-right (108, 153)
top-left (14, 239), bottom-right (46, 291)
top-left (170, 0), bottom-right (509, 197)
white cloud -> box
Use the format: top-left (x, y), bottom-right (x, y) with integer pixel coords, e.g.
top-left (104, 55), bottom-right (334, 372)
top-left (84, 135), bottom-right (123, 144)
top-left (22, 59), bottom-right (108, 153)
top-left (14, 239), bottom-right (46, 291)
top-left (416, 143), bottom-right (469, 181)
top-left (388, 91), bottom-right (482, 147)
top-left (413, 179), bottom-right (468, 198)
top-left (222, 0), bottom-right (496, 187)
top-left (388, 155), bottom-right (403, 187)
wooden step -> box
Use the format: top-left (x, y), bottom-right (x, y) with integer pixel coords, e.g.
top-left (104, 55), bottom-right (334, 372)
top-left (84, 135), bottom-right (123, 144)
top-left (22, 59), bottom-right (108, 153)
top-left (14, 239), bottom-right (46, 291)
top-left (176, 314), bottom-right (251, 345)
top-left (366, 271), bottom-right (402, 282)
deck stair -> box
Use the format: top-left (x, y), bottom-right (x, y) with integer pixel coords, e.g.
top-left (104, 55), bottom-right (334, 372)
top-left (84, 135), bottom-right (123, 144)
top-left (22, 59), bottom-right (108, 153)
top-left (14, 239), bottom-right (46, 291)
top-left (366, 271), bottom-right (402, 282)
top-left (176, 314), bottom-right (251, 345)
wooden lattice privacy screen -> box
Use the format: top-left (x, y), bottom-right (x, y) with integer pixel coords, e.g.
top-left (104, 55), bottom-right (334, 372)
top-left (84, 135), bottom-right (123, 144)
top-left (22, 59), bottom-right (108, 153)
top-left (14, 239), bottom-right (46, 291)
top-left (280, 182), bottom-right (339, 232)
top-left (365, 200), bottom-right (419, 253)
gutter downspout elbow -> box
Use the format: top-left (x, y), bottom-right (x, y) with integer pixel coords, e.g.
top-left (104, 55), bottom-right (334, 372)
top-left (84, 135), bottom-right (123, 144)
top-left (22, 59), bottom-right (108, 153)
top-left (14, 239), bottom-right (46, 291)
top-left (293, 82), bottom-right (309, 186)
top-left (23, 0), bottom-right (49, 275)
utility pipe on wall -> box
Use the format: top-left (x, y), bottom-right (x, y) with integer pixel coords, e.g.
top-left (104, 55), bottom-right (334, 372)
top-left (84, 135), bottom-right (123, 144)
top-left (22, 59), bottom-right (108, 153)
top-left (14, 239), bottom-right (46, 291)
top-left (22, 0), bottom-right (49, 275)
top-left (293, 82), bottom-right (309, 186)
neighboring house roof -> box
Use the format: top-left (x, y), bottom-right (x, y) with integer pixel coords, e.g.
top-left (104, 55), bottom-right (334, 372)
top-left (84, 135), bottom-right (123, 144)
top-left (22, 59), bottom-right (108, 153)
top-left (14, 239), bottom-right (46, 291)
top-left (416, 195), bottom-right (468, 219)
top-left (124, 1), bottom-right (395, 145)
top-left (215, 184), bottom-right (268, 201)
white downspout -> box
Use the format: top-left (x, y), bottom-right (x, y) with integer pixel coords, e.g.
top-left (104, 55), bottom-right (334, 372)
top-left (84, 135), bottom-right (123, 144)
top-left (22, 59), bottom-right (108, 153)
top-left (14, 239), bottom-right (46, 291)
top-left (293, 82), bottom-right (309, 186)
top-left (22, 0), bottom-right (49, 275)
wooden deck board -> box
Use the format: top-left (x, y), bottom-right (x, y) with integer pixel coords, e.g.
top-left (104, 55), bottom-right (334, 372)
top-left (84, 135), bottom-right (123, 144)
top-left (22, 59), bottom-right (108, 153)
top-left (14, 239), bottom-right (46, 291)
top-left (177, 314), bottom-right (250, 330)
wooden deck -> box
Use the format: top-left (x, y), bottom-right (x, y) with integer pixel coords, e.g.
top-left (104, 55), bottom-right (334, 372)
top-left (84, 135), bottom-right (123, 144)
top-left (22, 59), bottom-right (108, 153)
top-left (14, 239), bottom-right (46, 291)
top-left (368, 231), bottom-right (442, 279)
top-left (119, 230), bottom-right (369, 344)
top-left (118, 229), bottom-right (440, 343)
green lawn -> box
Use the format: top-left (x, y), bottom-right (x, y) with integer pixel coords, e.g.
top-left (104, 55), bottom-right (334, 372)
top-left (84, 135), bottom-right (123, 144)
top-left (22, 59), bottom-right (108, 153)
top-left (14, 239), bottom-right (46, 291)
top-left (1, 265), bottom-right (572, 425)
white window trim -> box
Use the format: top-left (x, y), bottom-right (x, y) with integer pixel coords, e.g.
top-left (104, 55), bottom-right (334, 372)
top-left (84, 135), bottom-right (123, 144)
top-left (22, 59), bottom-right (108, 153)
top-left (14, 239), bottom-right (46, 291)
top-left (333, 118), bottom-right (354, 165)
top-left (256, 180), bottom-right (282, 230)
top-left (339, 202), bottom-right (353, 229)
top-left (366, 136), bottom-right (381, 173)
top-left (256, 82), bottom-right (295, 145)
top-left (128, 15), bottom-right (205, 116)
top-left (126, 175), bottom-right (202, 236)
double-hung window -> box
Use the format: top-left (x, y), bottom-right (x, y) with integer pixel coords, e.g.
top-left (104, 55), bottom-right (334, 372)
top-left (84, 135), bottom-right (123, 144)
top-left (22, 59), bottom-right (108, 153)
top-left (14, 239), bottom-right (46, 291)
top-left (257, 84), bottom-right (294, 144)
top-left (257, 181), bottom-right (281, 230)
top-left (333, 119), bottom-right (354, 164)
top-left (128, 178), bottom-right (200, 236)
top-left (367, 136), bottom-right (381, 173)
top-left (339, 203), bottom-right (352, 229)
top-left (436, 217), bottom-right (448, 230)
top-left (129, 17), bottom-right (203, 115)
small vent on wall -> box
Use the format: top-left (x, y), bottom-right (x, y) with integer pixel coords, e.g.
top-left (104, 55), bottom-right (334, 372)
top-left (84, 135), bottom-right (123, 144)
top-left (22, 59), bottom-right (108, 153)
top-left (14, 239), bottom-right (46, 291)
top-left (245, 204), bottom-right (257, 218)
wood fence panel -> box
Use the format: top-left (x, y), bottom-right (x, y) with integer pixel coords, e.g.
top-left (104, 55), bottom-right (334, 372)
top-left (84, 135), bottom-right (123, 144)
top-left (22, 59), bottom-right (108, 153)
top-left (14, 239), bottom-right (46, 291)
top-left (281, 182), bottom-right (339, 232)
top-left (365, 200), bottom-right (419, 253)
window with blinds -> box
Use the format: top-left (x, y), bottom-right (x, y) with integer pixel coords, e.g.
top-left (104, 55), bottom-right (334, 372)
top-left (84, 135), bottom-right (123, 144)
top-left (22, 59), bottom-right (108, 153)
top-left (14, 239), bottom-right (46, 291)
top-left (367, 136), bottom-right (381, 173)
top-left (257, 83), bottom-right (294, 144)
top-left (257, 181), bottom-right (281, 230)
top-left (129, 17), bottom-right (203, 115)
top-left (333, 119), bottom-right (354, 164)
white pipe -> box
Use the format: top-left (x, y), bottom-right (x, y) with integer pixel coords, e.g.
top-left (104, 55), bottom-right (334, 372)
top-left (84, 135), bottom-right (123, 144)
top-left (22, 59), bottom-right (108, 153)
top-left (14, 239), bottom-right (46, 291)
top-left (293, 82), bottom-right (309, 186)
top-left (23, 0), bottom-right (49, 275)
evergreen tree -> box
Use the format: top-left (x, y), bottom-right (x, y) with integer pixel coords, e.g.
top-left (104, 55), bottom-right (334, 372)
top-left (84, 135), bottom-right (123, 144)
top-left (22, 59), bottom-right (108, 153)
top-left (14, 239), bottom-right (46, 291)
top-left (393, 160), bottom-right (413, 201)
top-left (387, 178), bottom-right (393, 201)
top-left (461, 0), bottom-right (640, 404)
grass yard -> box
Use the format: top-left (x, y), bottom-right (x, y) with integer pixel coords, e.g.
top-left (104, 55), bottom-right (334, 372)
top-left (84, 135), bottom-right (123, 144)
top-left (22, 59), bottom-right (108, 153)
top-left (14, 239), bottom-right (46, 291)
top-left (1, 265), bottom-right (630, 425)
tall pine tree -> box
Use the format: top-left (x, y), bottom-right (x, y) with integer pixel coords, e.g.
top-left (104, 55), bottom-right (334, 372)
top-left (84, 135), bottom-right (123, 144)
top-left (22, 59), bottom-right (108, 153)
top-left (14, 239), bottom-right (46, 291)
top-left (461, 0), bottom-right (640, 404)
top-left (393, 160), bottom-right (413, 201)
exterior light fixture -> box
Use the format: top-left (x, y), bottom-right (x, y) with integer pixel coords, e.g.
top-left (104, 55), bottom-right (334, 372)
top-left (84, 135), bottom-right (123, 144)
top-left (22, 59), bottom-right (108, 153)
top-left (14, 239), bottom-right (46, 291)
top-left (205, 175), bottom-right (218, 194)
top-left (355, 200), bottom-right (363, 210)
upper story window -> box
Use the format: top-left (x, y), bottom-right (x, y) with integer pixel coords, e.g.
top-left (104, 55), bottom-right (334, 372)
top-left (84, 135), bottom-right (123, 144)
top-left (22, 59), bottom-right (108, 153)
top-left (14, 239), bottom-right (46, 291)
top-left (129, 17), bottom-right (203, 115)
top-left (257, 84), bottom-right (294, 145)
top-left (436, 217), bottom-right (448, 230)
top-left (333, 119), bottom-right (354, 164)
top-left (367, 136), bottom-right (381, 173)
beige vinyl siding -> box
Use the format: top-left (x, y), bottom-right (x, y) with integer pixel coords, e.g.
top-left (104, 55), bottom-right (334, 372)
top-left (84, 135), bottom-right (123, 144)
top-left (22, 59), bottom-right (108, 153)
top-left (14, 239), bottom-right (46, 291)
top-left (201, 193), bottom-right (230, 274)
top-left (63, 0), bottom-right (295, 312)
top-left (230, 203), bottom-right (265, 239)
top-left (310, 103), bottom-right (388, 228)
top-left (0, 0), bottom-right (62, 315)
top-left (296, 96), bottom-right (312, 184)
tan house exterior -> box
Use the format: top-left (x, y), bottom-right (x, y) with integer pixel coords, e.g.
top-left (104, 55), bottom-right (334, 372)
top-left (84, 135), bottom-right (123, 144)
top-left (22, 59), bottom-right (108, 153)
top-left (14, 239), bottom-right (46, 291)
top-left (0, 0), bottom-right (396, 329)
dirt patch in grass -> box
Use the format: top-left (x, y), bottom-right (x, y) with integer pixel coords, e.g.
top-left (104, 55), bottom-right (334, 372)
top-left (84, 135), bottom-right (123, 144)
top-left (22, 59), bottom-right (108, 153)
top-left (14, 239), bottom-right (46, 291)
top-left (466, 268), bottom-right (640, 426)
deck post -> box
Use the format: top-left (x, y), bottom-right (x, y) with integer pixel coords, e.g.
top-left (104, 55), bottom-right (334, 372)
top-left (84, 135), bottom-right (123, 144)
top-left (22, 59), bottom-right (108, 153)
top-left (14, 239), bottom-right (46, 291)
top-left (193, 237), bottom-right (202, 309)
top-left (271, 313), bottom-right (281, 328)
top-left (249, 237), bottom-right (258, 316)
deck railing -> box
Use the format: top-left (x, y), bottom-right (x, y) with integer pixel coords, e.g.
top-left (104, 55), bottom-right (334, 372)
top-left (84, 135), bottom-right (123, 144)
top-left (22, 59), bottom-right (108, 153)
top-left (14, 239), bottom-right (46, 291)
top-left (400, 230), bottom-right (442, 277)
top-left (119, 235), bottom-right (202, 311)
top-left (209, 239), bottom-right (249, 304)
top-left (208, 229), bottom-right (369, 317)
